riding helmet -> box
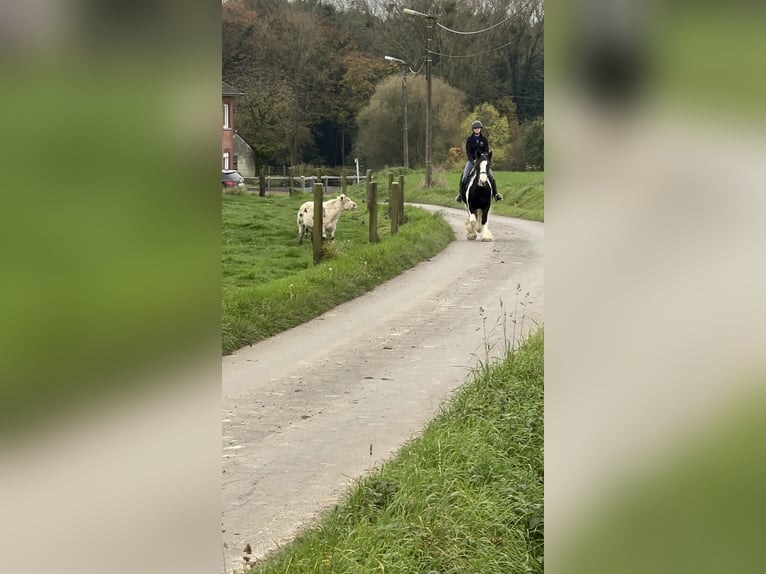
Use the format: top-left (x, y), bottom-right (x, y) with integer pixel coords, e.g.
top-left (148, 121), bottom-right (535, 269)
top-left (471, 120), bottom-right (483, 129)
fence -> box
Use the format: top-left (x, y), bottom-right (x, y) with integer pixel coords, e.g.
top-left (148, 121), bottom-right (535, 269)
top-left (308, 173), bottom-right (406, 264)
top-left (245, 175), bottom-right (368, 194)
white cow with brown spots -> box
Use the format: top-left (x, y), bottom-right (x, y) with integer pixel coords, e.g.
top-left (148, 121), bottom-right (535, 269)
top-left (297, 193), bottom-right (358, 244)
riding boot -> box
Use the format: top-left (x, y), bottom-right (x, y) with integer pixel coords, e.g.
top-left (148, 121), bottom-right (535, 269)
top-left (455, 179), bottom-right (465, 202)
top-left (490, 175), bottom-right (502, 201)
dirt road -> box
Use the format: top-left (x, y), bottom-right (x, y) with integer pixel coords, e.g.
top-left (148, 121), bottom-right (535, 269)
top-left (221, 204), bottom-right (544, 573)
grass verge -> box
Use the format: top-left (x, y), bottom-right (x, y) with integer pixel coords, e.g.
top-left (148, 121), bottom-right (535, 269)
top-left (248, 328), bottom-right (544, 574)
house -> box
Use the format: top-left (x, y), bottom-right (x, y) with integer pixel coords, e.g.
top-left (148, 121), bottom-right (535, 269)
top-left (222, 81), bottom-right (243, 170)
top-left (233, 133), bottom-right (256, 177)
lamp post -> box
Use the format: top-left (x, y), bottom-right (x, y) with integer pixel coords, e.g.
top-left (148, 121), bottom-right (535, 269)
top-left (403, 7), bottom-right (433, 187)
top-left (384, 55), bottom-right (409, 169)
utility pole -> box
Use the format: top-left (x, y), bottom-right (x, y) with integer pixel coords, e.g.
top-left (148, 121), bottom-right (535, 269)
top-left (384, 55), bottom-right (409, 169)
top-left (425, 14), bottom-right (432, 187)
top-left (403, 7), bottom-right (434, 187)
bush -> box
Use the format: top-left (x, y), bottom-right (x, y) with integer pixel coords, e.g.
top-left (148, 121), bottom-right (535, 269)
top-left (500, 119), bottom-right (544, 171)
top-left (524, 119), bottom-right (544, 170)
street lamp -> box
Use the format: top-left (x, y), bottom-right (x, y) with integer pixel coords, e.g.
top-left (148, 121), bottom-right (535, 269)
top-left (403, 7), bottom-right (434, 188)
top-left (384, 55), bottom-right (409, 169)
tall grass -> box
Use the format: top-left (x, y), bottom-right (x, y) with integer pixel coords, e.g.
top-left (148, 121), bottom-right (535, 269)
top-left (247, 329), bottom-right (544, 574)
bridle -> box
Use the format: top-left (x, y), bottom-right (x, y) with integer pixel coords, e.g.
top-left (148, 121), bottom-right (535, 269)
top-left (477, 156), bottom-right (490, 187)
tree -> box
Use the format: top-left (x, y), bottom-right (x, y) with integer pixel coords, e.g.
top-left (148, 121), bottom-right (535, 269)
top-left (355, 74), bottom-right (467, 169)
top-left (222, 2), bottom-right (259, 79)
top-left (325, 52), bottom-right (393, 165)
top-left (233, 74), bottom-right (308, 167)
top-left (494, 96), bottom-right (526, 169)
top-left (375, 0), bottom-right (544, 120)
top-left (524, 118), bottom-right (544, 170)
top-left (462, 103), bottom-right (511, 164)
top-left (222, 0), bottom-right (543, 167)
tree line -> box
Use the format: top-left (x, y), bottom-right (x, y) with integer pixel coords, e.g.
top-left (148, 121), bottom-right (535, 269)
top-left (223, 0), bottom-right (543, 170)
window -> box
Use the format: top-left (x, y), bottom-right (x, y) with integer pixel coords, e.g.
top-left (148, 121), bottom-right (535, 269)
top-left (223, 152), bottom-right (230, 169)
top-left (223, 103), bottom-right (230, 129)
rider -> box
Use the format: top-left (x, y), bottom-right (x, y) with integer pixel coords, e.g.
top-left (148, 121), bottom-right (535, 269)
top-left (456, 120), bottom-right (502, 203)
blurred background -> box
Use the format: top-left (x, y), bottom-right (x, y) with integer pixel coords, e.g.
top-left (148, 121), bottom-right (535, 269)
top-left (0, 1), bottom-right (221, 573)
top-left (1, 1), bottom-right (765, 573)
top-left (546, 0), bottom-right (766, 572)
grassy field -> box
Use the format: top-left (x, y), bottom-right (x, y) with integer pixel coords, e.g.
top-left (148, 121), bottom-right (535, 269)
top-left (222, 191), bottom-right (454, 354)
top-left (249, 329), bottom-right (544, 573)
top-left (222, 169), bottom-right (543, 354)
top-left (402, 169), bottom-right (544, 222)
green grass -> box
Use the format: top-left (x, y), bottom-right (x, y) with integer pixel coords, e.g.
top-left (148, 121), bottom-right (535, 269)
top-left (381, 168), bottom-right (544, 222)
top-left (222, 191), bottom-right (454, 354)
top-left (222, 169), bottom-right (543, 354)
top-left (249, 329), bottom-right (544, 573)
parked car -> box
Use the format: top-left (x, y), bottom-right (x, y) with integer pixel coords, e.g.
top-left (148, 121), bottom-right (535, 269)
top-left (222, 170), bottom-right (246, 191)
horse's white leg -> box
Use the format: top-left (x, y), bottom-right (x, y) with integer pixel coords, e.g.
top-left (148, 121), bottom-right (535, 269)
top-left (480, 209), bottom-right (493, 241)
top-left (475, 209), bottom-right (484, 234)
top-left (465, 213), bottom-right (478, 240)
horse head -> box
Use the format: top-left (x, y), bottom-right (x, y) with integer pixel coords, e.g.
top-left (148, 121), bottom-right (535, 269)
top-left (475, 151), bottom-right (492, 187)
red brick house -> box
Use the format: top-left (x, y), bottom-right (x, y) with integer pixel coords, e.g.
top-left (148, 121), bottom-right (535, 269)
top-left (222, 81), bottom-right (243, 169)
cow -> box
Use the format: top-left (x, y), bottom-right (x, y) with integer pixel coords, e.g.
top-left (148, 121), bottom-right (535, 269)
top-left (297, 193), bottom-right (358, 245)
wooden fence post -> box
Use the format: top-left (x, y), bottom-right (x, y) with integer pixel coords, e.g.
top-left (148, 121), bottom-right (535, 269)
top-left (390, 181), bottom-right (400, 235)
top-left (259, 167), bottom-right (266, 197)
top-left (312, 183), bottom-right (323, 265)
top-left (387, 173), bottom-right (394, 218)
top-left (398, 175), bottom-right (405, 225)
top-left (365, 170), bottom-right (372, 211)
top-left (369, 182), bottom-right (379, 243)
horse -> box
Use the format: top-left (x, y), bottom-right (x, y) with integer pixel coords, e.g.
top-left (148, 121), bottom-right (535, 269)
top-left (463, 151), bottom-right (495, 241)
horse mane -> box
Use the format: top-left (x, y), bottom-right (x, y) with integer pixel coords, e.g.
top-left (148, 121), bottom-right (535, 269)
top-left (474, 150), bottom-right (492, 163)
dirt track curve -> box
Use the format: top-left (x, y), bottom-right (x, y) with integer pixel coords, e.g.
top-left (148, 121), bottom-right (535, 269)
top-left (221, 204), bottom-right (544, 573)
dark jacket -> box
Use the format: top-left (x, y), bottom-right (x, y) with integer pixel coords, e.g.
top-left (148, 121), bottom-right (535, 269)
top-left (466, 133), bottom-right (489, 161)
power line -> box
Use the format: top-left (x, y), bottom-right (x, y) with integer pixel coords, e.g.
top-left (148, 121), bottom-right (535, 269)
top-left (429, 41), bottom-right (515, 59)
top-left (436, 16), bottom-right (512, 35)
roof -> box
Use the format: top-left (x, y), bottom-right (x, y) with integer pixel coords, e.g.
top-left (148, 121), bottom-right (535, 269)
top-left (222, 81), bottom-right (244, 96)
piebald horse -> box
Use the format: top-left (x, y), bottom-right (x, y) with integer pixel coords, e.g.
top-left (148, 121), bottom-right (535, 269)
top-left (463, 151), bottom-right (495, 241)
